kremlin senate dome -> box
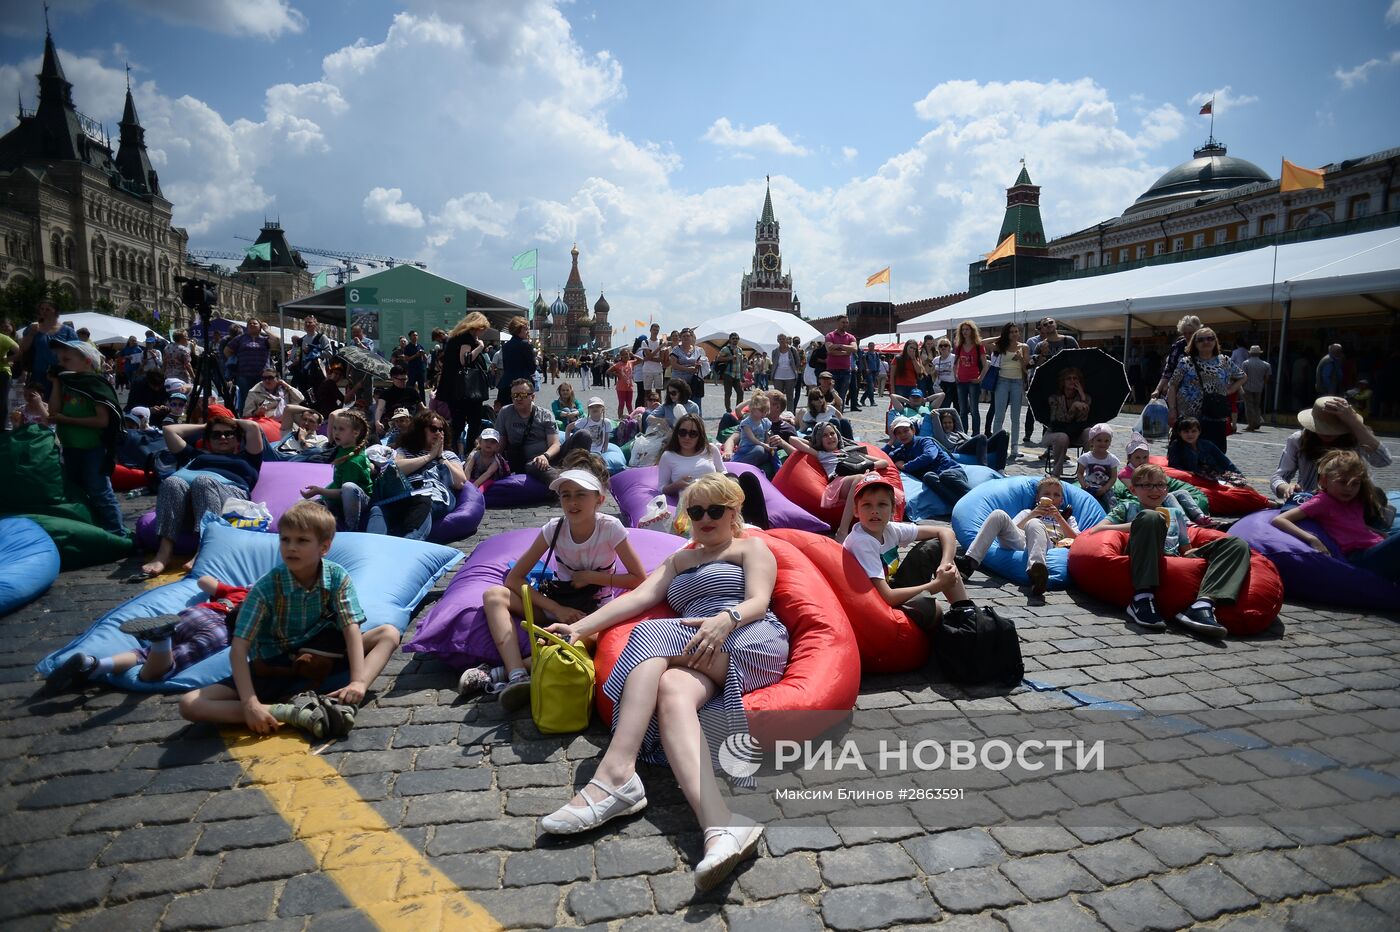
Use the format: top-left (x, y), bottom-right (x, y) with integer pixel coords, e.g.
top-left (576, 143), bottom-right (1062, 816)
top-left (1123, 142), bottom-right (1271, 216)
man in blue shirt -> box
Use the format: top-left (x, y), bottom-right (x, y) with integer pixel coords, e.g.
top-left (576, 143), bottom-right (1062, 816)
top-left (882, 416), bottom-right (972, 505)
top-left (858, 341), bottom-right (882, 407)
top-left (1315, 343), bottom-right (1344, 398)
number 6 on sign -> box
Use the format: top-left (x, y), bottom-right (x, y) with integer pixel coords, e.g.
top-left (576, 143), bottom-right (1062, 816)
top-left (348, 288), bottom-right (359, 303)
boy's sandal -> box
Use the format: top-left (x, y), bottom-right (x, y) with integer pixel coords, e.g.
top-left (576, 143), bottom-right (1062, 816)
top-left (315, 694), bottom-right (357, 739)
top-left (286, 691), bottom-right (329, 741)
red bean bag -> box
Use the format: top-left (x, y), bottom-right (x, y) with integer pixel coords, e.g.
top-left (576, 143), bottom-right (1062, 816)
top-left (766, 528), bottom-right (929, 673)
top-left (593, 531), bottom-right (860, 746)
top-left (251, 416), bottom-right (282, 443)
top-left (1067, 525), bottom-right (1282, 636)
top-left (772, 444), bottom-right (904, 530)
top-left (112, 464), bottom-right (146, 492)
top-left (1148, 456), bottom-right (1270, 516)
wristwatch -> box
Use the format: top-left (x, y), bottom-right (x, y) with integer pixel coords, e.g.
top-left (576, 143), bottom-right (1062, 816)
top-left (724, 608), bottom-right (742, 626)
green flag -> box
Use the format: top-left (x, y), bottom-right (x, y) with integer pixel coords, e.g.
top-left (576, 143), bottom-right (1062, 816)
top-left (521, 274), bottom-right (535, 292)
top-left (313, 269), bottom-right (330, 290)
top-left (511, 248), bottom-right (537, 270)
top-left (245, 242), bottom-right (272, 262)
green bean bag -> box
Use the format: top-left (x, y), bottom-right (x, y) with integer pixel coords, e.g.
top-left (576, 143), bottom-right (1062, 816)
top-left (1112, 476), bottom-right (1209, 515)
top-left (24, 514), bottom-right (134, 570)
top-left (0, 425), bottom-right (95, 524)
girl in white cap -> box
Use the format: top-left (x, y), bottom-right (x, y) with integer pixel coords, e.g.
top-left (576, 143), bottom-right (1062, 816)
top-left (464, 428), bottom-right (509, 491)
top-left (464, 452), bottom-right (647, 707)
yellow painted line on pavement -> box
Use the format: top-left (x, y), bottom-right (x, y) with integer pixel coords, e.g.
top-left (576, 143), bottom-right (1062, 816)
top-left (223, 730), bottom-right (502, 931)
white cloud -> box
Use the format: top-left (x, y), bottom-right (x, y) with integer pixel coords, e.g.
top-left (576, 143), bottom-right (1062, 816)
top-left (1388, 0), bottom-right (1400, 26)
top-left (1334, 50), bottom-right (1400, 88)
top-left (1189, 86), bottom-right (1258, 114)
top-left (123, 0), bottom-right (307, 39)
top-left (841, 146), bottom-right (858, 161)
top-left (363, 187), bottom-right (425, 228)
top-left (703, 117), bottom-right (810, 156)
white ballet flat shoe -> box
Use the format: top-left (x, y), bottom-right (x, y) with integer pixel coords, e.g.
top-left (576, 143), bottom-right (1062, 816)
top-left (695, 821), bottom-right (764, 890)
top-left (539, 773), bottom-right (647, 835)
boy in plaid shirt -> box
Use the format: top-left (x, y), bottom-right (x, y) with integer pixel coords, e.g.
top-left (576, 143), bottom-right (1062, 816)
top-left (177, 501), bottom-right (400, 739)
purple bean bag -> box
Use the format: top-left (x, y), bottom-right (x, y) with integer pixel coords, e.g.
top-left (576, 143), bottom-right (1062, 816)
top-left (135, 461), bottom-right (335, 554)
top-left (610, 463), bottom-right (829, 534)
top-left (427, 482), bottom-right (485, 544)
top-left (483, 473), bottom-right (552, 508)
top-left (1229, 504), bottom-right (1400, 611)
top-left (402, 526), bottom-right (685, 669)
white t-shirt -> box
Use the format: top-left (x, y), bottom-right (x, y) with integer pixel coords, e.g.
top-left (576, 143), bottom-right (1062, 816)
top-left (1077, 452), bottom-right (1121, 493)
top-left (843, 520), bottom-right (921, 581)
top-left (569, 415), bottom-right (613, 454)
top-left (772, 347), bottom-right (798, 381)
top-left (814, 449), bottom-right (841, 478)
top-left (932, 354), bottom-right (956, 383)
top-left (540, 514), bottom-right (628, 583)
top-left (640, 338), bottom-right (664, 378)
top-left (657, 446), bottom-right (724, 490)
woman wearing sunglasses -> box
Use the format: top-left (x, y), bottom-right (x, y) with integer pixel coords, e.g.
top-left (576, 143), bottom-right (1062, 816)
top-left (365, 410), bottom-right (467, 540)
top-left (139, 413), bottom-right (266, 578)
top-left (657, 414), bottom-right (724, 498)
top-left (540, 473), bottom-right (787, 889)
top-left (1166, 326), bottom-right (1246, 454)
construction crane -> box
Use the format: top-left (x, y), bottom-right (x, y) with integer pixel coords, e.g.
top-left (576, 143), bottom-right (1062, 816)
top-left (231, 235), bottom-right (428, 280)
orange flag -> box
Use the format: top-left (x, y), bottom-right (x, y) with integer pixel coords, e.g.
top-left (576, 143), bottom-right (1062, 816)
top-left (1280, 159), bottom-right (1325, 192)
top-left (634, 319), bottom-right (647, 328)
top-left (865, 267), bottom-right (891, 287)
top-left (985, 234), bottom-right (1016, 266)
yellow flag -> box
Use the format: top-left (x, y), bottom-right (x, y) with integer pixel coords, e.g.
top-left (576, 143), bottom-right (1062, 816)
top-left (865, 267), bottom-right (891, 287)
top-left (1280, 159), bottom-right (1325, 192)
top-left (634, 319), bottom-right (647, 328)
top-left (985, 234), bottom-right (1016, 266)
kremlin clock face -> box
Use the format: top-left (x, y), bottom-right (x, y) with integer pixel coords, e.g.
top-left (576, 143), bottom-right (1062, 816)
top-left (762, 253), bottom-right (779, 271)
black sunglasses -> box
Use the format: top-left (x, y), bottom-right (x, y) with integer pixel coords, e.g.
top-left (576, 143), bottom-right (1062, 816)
top-left (208, 430), bottom-right (238, 440)
top-left (686, 504), bottom-right (729, 521)
top-left (426, 425), bottom-right (445, 434)
top-left (676, 428), bottom-right (700, 438)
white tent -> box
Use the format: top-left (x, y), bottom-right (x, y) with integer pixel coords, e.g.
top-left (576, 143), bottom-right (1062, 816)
top-left (693, 307), bottom-right (822, 353)
top-left (31, 310), bottom-right (157, 347)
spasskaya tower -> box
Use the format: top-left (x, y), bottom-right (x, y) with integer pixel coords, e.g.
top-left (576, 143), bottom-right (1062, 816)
top-left (740, 176), bottom-right (799, 314)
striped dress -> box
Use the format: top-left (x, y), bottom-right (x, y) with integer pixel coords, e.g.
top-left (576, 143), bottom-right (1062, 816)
top-left (603, 560), bottom-right (788, 783)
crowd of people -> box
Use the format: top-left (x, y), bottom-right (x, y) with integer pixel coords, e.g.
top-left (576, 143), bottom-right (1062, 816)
top-left (8, 297), bottom-right (1397, 891)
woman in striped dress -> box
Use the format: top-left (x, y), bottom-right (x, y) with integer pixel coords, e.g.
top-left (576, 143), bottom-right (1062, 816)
top-left (539, 473), bottom-right (789, 890)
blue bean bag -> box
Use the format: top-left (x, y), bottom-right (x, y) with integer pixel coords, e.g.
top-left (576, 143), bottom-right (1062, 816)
top-left (902, 464), bottom-right (1002, 520)
top-left (427, 482), bottom-right (485, 544)
top-left (35, 515), bottom-right (463, 692)
top-left (603, 444), bottom-right (627, 475)
top-left (916, 412), bottom-right (980, 466)
top-left (1228, 492), bottom-right (1400, 612)
top-left (483, 473), bottom-right (552, 507)
top-left (951, 476), bottom-right (1107, 588)
top-left (0, 517), bottom-right (60, 617)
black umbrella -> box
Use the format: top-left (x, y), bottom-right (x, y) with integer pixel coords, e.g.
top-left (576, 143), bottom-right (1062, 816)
top-left (1026, 347), bottom-right (1130, 427)
top-left (336, 344), bottom-right (392, 381)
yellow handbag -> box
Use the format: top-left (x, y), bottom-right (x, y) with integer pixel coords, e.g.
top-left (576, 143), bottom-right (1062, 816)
top-left (520, 585), bottom-right (596, 734)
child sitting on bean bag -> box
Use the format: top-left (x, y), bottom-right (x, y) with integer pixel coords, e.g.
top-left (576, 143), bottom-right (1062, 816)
top-left (956, 475), bottom-right (1078, 602)
top-left (882, 416), bottom-right (971, 506)
top-left (1084, 463), bottom-right (1250, 639)
top-left (1118, 433), bottom-right (1214, 526)
top-left (1075, 423), bottom-right (1120, 511)
top-left (1271, 449), bottom-right (1398, 580)
top-left (1168, 417), bottom-right (1247, 486)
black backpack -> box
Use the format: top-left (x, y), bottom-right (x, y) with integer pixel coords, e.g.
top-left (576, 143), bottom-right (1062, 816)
top-left (932, 605), bottom-right (1024, 687)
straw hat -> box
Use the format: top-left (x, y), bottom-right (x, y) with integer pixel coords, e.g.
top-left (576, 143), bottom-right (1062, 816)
top-left (1297, 396), bottom-right (1352, 437)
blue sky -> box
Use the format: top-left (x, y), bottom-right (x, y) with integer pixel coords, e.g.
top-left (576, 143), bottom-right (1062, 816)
top-left (2, 0), bottom-right (1397, 333)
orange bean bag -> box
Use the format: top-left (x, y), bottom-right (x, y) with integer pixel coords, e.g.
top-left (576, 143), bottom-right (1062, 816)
top-left (1148, 456), bottom-right (1270, 516)
top-left (766, 528), bottom-right (930, 673)
top-left (772, 444), bottom-right (904, 529)
top-left (592, 532), bottom-right (860, 746)
top-left (112, 464), bottom-right (146, 492)
top-left (1067, 525), bottom-right (1282, 636)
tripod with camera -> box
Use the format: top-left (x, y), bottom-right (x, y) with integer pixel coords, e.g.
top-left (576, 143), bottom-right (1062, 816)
top-left (176, 277), bottom-right (226, 422)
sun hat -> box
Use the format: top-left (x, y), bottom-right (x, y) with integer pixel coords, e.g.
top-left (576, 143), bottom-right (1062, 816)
top-left (587, 396), bottom-right (606, 408)
top-left (1125, 432), bottom-right (1150, 457)
top-left (478, 428), bottom-right (501, 442)
top-left (549, 469), bottom-right (603, 494)
top-left (1298, 397), bottom-right (1353, 437)
top-left (890, 416), bottom-right (914, 431)
top-left (54, 338), bottom-right (102, 369)
top-left (164, 378), bottom-right (186, 392)
top-left (390, 407), bottom-right (412, 421)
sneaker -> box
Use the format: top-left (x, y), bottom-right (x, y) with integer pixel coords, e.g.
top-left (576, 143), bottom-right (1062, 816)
top-left (953, 553), bottom-right (980, 581)
top-left (1027, 562), bottom-right (1049, 597)
top-left (458, 664), bottom-right (502, 697)
top-left (1171, 604), bottom-right (1228, 639)
top-left (1126, 596), bottom-right (1166, 631)
top-left (45, 653), bottom-right (95, 692)
top-left (498, 676), bottom-right (532, 713)
top-left (119, 614), bottom-right (182, 641)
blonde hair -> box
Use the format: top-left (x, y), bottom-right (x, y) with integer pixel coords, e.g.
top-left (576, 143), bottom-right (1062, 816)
top-left (557, 381), bottom-right (575, 401)
top-left (559, 448), bottom-right (610, 493)
top-left (1317, 448), bottom-right (1383, 524)
top-left (681, 473), bottom-right (746, 537)
top-left (329, 408), bottom-right (370, 465)
top-left (449, 311), bottom-right (489, 338)
top-left (1131, 463), bottom-right (1168, 487)
top-left (280, 500), bottom-right (337, 544)
top-left (748, 390), bottom-right (770, 412)
top-left (956, 320), bottom-right (982, 347)
top-left (1035, 476), bottom-right (1063, 499)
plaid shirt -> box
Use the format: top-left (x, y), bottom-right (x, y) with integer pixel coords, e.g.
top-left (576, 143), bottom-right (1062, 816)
top-left (233, 560), bottom-right (363, 660)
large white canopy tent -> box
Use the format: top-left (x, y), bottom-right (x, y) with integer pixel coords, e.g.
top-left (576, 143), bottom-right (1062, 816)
top-left (692, 306), bottom-right (822, 354)
top-left (24, 310), bottom-right (155, 347)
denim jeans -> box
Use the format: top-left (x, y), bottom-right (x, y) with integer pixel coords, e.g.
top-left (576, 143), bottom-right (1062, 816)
top-left (62, 446), bottom-right (125, 535)
top-left (831, 370), bottom-right (852, 407)
top-left (991, 377), bottom-right (1023, 457)
top-left (956, 382), bottom-right (981, 433)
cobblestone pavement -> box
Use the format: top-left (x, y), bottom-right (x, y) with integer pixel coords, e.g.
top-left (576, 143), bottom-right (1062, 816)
top-left (2, 378), bottom-right (1397, 930)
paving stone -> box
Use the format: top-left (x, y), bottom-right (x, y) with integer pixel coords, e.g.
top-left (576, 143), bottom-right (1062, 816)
top-left (821, 879), bottom-right (941, 930)
top-left (334, 748), bottom-right (416, 776)
top-left (216, 842), bottom-right (318, 887)
top-left (819, 842), bottom-right (918, 886)
top-left (1081, 880), bottom-right (1194, 932)
top-left (428, 818), bottom-right (537, 854)
top-left (622, 907), bottom-right (725, 932)
top-left (427, 853), bottom-right (503, 890)
top-left (1261, 808), bottom-right (1369, 846)
top-left (987, 824), bottom-right (1080, 855)
top-left (566, 876), bottom-right (654, 923)
top-left (60, 894), bottom-right (171, 932)
top-left (1133, 825), bottom-right (1231, 867)
top-left (195, 789), bottom-right (277, 822)
top-left (1284, 844), bottom-right (1387, 887)
top-left (389, 722), bottom-right (459, 747)
top-left (927, 866), bottom-right (1024, 913)
top-left (472, 884), bottom-right (565, 929)
top-left (1351, 837), bottom-right (1400, 875)
top-left (1000, 898), bottom-right (1109, 932)
top-left (393, 766), bottom-right (492, 796)
top-left (999, 852), bottom-right (1102, 900)
top-left (1285, 894), bottom-right (1394, 932)
top-left (1069, 839), bottom-right (1165, 885)
top-left (596, 836), bottom-right (679, 878)
top-left (986, 781), bottom-right (1076, 819)
top-left (502, 845), bottom-right (593, 887)
top-left (402, 790), bottom-right (502, 826)
top-left (1201, 818), bottom-right (1296, 853)
top-left (194, 814), bottom-right (295, 853)
top-left (19, 769), bottom-right (153, 808)
top-left (99, 822), bottom-right (204, 866)
top-left (902, 828), bottom-right (1006, 874)
top-left (724, 894), bottom-right (823, 932)
top-left (496, 761), bottom-right (570, 788)
top-left (764, 825), bottom-right (844, 856)
top-left (0, 805), bottom-right (86, 846)
top-left (1217, 851), bottom-right (1331, 902)
top-left (70, 790), bottom-right (206, 833)
top-left (1359, 881), bottom-right (1400, 918)
top-left (276, 872), bottom-right (351, 916)
top-left (0, 867), bottom-right (116, 921)
top-left (108, 855), bottom-right (222, 902)
top-left (304, 909), bottom-right (377, 932)
top-left (3, 833), bottom-right (110, 879)
top-left (1155, 863), bottom-right (1259, 921)
top-left (648, 868), bottom-right (744, 913)
top-left (159, 881), bottom-right (279, 930)
top-left (144, 761), bottom-right (244, 795)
